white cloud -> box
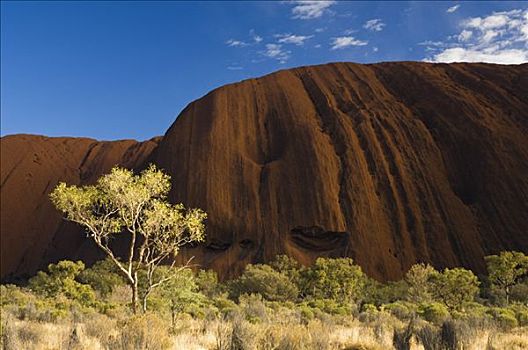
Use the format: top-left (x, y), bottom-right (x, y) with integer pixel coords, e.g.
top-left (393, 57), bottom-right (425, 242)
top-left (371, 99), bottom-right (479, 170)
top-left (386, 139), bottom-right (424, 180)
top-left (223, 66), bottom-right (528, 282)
top-left (331, 36), bottom-right (368, 50)
top-left (276, 33), bottom-right (314, 45)
top-left (425, 9), bottom-right (528, 64)
top-left (343, 28), bottom-right (358, 35)
top-left (227, 66), bottom-right (244, 70)
top-left (262, 44), bottom-right (291, 63)
top-left (249, 29), bottom-right (263, 44)
top-left (315, 27), bottom-right (326, 33)
top-left (226, 39), bottom-right (249, 47)
top-left (446, 4), bottom-right (460, 13)
top-left (431, 48), bottom-right (528, 64)
top-left (290, 1), bottom-right (336, 20)
top-left (458, 30), bottom-right (473, 42)
top-left (363, 19), bottom-right (386, 32)
top-left (464, 13), bottom-right (509, 30)
top-left (373, 47), bottom-right (379, 52)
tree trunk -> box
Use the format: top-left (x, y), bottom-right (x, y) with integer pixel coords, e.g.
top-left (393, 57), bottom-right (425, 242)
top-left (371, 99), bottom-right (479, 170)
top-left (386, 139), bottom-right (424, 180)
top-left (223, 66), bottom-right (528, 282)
top-left (142, 292), bottom-right (148, 313)
top-left (131, 278), bottom-right (138, 314)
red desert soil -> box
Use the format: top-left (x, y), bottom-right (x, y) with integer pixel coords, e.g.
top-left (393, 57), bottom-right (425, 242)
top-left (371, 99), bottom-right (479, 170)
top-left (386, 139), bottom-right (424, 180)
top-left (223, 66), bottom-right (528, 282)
top-left (2, 62), bottom-right (527, 281)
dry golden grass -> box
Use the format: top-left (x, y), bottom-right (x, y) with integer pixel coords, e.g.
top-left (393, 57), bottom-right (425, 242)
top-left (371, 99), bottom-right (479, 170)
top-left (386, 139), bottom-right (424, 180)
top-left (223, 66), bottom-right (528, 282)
top-left (2, 311), bottom-right (528, 350)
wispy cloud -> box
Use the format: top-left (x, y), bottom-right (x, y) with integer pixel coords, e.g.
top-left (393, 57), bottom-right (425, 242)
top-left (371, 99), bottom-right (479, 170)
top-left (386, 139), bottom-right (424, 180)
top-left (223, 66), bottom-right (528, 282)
top-left (249, 29), bottom-right (263, 43)
top-left (227, 66), bottom-right (244, 70)
top-left (424, 9), bottom-right (528, 64)
top-left (290, 1), bottom-right (336, 20)
top-left (331, 36), bottom-right (368, 50)
top-left (262, 43), bottom-right (291, 63)
top-left (275, 33), bottom-right (314, 45)
top-left (446, 4), bottom-right (460, 13)
top-left (226, 39), bottom-right (249, 47)
top-left (363, 19), bottom-right (386, 32)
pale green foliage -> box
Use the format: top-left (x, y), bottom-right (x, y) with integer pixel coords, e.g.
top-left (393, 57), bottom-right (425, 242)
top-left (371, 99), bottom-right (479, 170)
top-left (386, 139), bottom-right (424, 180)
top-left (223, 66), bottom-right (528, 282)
top-left (405, 263), bottom-right (438, 303)
top-left (50, 164), bottom-right (207, 313)
top-left (301, 257), bottom-right (366, 304)
top-left (485, 251), bottom-right (528, 304)
top-left (431, 268), bottom-right (480, 311)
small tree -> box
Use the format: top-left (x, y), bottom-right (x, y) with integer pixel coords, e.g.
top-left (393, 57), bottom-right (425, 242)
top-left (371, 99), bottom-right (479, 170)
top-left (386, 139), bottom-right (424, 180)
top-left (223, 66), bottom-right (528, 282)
top-left (300, 257), bottom-right (366, 304)
top-left (431, 268), bottom-right (479, 311)
top-left (50, 165), bottom-right (206, 313)
top-left (405, 263), bottom-right (438, 303)
top-left (485, 251), bottom-right (528, 305)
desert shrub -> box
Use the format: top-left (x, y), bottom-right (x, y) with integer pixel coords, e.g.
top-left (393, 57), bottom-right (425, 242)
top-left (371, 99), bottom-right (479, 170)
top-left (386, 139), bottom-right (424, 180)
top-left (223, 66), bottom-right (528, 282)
top-left (358, 304), bottom-right (379, 323)
top-left (393, 321), bottom-right (414, 350)
top-left (487, 307), bottom-right (519, 329)
top-left (16, 321), bottom-right (42, 347)
top-left (485, 251), bottom-right (528, 305)
top-left (306, 298), bottom-right (353, 316)
top-left (510, 281), bottom-right (528, 303)
top-left (418, 302), bottom-right (450, 324)
top-left (78, 258), bottom-right (126, 298)
top-left (300, 258), bottom-right (366, 305)
top-left (451, 302), bottom-right (492, 329)
top-left (230, 316), bottom-right (259, 350)
top-left (214, 295), bottom-right (239, 316)
top-left (83, 312), bottom-right (118, 348)
top-left (383, 301), bottom-right (416, 320)
top-left (213, 320), bottom-right (233, 350)
top-left (1, 315), bottom-right (19, 350)
top-left (439, 320), bottom-right (473, 350)
top-left (364, 279), bottom-right (408, 306)
top-left (487, 330), bottom-right (528, 350)
top-left (415, 323), bottom-right (441, 350)
top-left (405, 263), bottom-right (437, 304)
top-left (113, 313), bottom-right (171, 350)
top-left (195, 269), bottom-right (222, 298)
top-left (229, 264), bottom-right (299, 302)
top-left (430, 268), bottom-right (479, 311)
top-left (28, 260), bottom-right (97, 308)
top-left (239, 294), bottom-right (269, 323)
top-left (269, 255), bottom-right (303, 286)
top-left (510, 304), bottom-right (528, 326)
top-left (298, 305), bottom-right (315, 324)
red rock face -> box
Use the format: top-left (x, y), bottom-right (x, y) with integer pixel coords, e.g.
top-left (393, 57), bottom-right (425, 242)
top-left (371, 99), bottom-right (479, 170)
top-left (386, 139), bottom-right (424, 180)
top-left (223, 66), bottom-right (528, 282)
top-left (2, 62), bottom-right (527, 281)
top-left (0, 134), bottom-right (160, 279)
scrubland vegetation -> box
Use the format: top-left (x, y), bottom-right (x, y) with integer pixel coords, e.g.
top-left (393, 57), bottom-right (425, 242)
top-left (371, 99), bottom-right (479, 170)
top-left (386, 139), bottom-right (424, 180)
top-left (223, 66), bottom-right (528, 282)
top-left (2, 166), bottom-right (527, 349)
top-left (1, 251), bottom-right (528, 350)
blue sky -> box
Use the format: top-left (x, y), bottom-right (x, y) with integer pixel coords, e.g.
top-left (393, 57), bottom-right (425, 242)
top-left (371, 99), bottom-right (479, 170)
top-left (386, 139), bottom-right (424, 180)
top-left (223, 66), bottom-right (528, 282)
top-left (2, 1), bottom-right (527, 140)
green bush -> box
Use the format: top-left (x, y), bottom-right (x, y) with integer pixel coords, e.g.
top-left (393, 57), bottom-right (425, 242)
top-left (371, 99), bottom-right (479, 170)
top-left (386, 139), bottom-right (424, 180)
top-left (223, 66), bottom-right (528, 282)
top-left (195, 269), bottom-right (221, 298)
top-left (487, 307), bottom-right (518, 329)
top-left (383, 301), bottom-right (416, 320)
top-left (430, 268), bottom-right (479, 311)
top-left (300, 258), bottom-right (366, 304)
top-left (229, 264), bottom-right (299, 302)
top-left (78, 258), bottom-right (126, 298)
top-left (298, 305), bottom-right (315, 324)
top-left (114, 313), bottom-right (171, 350)
top-left (418, 302), bottom-right (450, 324)
top-left (28, 260), bottom-right (96, 308)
